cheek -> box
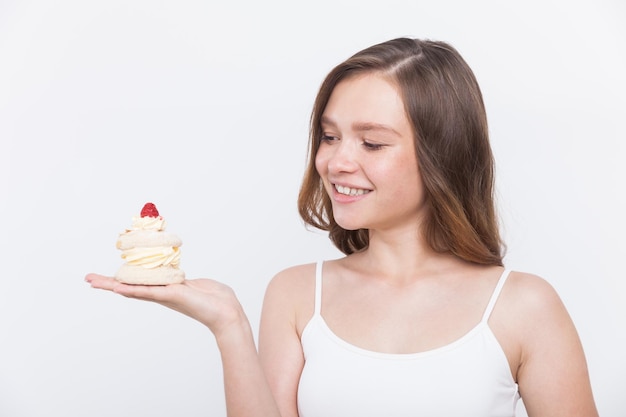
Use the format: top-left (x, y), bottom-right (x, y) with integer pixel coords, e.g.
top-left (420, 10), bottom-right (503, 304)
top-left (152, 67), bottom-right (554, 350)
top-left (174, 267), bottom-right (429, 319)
top-left (385, 154), bottom-right (423, 198)
top-left (314, 149), bottom-right (328, 176)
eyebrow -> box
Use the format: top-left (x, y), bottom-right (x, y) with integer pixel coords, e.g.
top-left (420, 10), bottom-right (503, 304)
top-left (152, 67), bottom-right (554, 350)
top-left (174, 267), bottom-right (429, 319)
top-left (320, 116), bottom-right (401, 137)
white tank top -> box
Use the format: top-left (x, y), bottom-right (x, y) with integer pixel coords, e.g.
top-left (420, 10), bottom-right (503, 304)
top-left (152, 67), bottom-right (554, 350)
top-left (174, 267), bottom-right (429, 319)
top-left (297, 261), bottom-right (520, 417)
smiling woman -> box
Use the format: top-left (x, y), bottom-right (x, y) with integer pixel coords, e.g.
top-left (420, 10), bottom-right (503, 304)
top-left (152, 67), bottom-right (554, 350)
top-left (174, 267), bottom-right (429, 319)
top-left (300, 40), bottom-right (500, 264)
top-left (314, 73), bottom-right (423, 235)
top-left (87, 38), bottom-right (599, 417)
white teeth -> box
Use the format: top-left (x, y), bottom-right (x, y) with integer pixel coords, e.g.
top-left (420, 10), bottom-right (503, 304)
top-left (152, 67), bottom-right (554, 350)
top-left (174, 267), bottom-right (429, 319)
top-left (335, 185), bottom-right (370, 196)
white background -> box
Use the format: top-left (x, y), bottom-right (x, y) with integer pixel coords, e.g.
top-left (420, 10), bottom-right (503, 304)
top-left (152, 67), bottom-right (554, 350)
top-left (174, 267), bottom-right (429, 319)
top-left (1, 0), bottom-right (624, 416)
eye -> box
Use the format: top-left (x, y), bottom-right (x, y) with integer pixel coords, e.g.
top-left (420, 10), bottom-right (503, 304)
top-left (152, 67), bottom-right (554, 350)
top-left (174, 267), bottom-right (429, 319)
top-left (363, 141), bottom-right (384, 151)
top-left (320, 134), bottom-right (338, 143)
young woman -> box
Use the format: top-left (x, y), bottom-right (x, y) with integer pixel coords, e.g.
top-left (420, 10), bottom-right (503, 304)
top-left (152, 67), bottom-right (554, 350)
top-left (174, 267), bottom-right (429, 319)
top-left (87, 38), bottom-right (598, 417)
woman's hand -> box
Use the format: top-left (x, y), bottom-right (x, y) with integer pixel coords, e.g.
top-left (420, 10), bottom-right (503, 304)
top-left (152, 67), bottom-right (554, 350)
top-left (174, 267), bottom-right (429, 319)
top-left (85, 274), bottom-right (247, 339)
top-left (85, 273), bottom-right (283, 416)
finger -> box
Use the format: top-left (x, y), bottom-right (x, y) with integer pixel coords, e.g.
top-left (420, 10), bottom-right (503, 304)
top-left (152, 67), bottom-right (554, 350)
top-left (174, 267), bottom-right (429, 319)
top-left (85, 273), bottom-right (120, 291)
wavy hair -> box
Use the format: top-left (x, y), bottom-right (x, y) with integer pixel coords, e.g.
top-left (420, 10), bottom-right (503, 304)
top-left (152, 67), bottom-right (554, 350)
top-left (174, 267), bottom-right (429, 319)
top-left (298, 38), bottom-right (504, 266)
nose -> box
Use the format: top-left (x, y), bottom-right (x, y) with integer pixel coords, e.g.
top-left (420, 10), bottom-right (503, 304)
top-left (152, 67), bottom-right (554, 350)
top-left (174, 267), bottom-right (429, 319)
top-left (325, 139), bottom-right (359, 174)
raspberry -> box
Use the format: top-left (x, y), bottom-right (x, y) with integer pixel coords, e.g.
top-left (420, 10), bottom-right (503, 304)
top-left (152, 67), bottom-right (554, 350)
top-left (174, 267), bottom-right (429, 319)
top-left (140, 202), bottom-right (160, 218)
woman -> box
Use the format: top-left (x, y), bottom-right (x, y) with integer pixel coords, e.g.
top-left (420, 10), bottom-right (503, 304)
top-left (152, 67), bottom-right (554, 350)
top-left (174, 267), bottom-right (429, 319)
top-left (87, 38), bottom-right (598, 416)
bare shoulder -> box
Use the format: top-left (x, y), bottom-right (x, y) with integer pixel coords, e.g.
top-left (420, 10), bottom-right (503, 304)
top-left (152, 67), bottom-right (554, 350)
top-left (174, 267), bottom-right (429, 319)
top-left (501, 271), bottom-right (564, 311)
top-left (497, 270), bottom-right (571, 330)
top-left (265, 263), bottom-right (316, 299)
top-left (491, 271), bottom-right (573, 376)
top-left (496, 270), bottom-right (575, 341)
top-left (262, 263), bottom-right (317, 335)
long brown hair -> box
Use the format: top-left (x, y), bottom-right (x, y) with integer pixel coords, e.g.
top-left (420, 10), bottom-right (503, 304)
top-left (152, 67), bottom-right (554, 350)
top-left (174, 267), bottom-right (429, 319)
top-left (298, 38), bottom-right (504, 266)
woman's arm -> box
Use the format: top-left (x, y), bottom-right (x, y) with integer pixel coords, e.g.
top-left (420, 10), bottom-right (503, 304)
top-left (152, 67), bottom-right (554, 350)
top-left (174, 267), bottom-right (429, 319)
top-left (510, 274), bottom-right (598, 417)
top-left (85, 274), bottom-right (283, 417)
top-left (258, 265), bottom-right (314, 417)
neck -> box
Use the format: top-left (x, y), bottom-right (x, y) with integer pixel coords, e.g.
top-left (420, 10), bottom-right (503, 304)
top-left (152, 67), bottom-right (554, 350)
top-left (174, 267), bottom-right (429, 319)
top-left (348, 228), bottom-right (465, 284)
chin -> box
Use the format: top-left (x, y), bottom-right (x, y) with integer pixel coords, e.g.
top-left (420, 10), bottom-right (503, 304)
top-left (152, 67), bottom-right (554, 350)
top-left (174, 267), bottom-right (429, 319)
top-left (333, 217), bottom-right (366, 232)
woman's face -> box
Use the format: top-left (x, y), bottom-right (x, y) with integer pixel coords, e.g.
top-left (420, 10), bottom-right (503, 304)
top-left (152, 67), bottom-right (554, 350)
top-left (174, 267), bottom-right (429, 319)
top-left (315, 73), bottom-right (427, 233)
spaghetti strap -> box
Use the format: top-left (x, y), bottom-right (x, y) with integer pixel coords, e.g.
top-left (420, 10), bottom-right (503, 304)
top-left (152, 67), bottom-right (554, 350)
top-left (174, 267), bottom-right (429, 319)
top-left (481, 269), bottom-right (511, 323)
top-left (313, 260), bottom-right (323, 315)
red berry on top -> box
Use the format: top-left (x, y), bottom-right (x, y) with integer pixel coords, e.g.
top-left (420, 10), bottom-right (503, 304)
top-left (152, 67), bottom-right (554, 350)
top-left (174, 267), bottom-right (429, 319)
top-left (140, 202), bottom-right (160, 218)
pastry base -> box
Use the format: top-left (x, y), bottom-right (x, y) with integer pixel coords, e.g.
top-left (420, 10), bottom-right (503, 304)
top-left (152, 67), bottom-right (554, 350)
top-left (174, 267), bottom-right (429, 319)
top-left (115, 264), bottom-right (185, 285)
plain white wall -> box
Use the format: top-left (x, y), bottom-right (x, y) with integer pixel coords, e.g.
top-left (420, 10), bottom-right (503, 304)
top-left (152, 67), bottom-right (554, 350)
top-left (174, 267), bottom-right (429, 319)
top-left (1, 0), bottom-right (624, 416)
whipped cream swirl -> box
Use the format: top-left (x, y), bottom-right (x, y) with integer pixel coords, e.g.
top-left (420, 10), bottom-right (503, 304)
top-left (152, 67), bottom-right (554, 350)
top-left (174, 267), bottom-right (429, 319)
top-left (128, 215), bottom-right (166, 231)
top-left (117, 215), bottom-right (181, 269)
top-left (121, 246), bottom-right (181, 268)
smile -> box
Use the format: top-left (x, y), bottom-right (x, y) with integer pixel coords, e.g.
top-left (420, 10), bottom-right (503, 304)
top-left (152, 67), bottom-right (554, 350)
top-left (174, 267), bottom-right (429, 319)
top-left (334, 184), bottom-right (371, 196)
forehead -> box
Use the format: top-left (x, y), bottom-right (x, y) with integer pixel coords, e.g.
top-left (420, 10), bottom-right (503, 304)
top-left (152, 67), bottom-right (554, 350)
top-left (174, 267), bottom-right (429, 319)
top-left (322, 73), bottom-right (410, 132)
